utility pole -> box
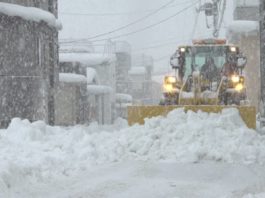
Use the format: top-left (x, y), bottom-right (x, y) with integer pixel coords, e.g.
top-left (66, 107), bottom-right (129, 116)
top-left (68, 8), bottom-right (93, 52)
top-left (260, 0), bottom-right (265, 126)
top-left (197, 0), bottom-right (226, 38)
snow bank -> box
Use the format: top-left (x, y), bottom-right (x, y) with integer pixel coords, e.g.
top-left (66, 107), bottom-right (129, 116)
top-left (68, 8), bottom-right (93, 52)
top-left (59, 73), bottom-right (87, 84)
top-left (60, 53), bottom-right (116, 67)
top-left (1, 109), bottom-right (265, 195)
top-left (0, 2), bottom-right (62, 30)
top-left (226, 21), bottom-right (259, 37)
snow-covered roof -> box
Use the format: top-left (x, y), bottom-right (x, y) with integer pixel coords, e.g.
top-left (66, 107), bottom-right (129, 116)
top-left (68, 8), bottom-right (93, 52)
top-left (226, 20), bottom-right (259, 37)
top-left (116, 93), bottom-right (132, 103)
top-left (59, 73), bottom-right (87, 84)
top-left (235, 0), bottom-right (259, 7)
top-left (60, 45), bottom-right (95, 54)
top-left (0, 2), bottom-right (62, 30)
top-left (87, 85), bottom-right (113, 95)
top-left (86, 67), bottom-right (98, 84)
top-left (60, 53), bottom-right (116, 67)
top-left (129, 67), bottom-right (146, 75)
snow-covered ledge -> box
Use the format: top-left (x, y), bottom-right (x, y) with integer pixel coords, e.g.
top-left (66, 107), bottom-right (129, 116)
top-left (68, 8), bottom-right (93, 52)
top-left (116, 93), bottom-right (132, 103)
top-left (0, 2), bottom-right (62, 30)
top-left (60, 53), bottom-right (116, 67)
top-left (59, 73), bottom-right (87, 84)
top-left (87, 85), bottom-right (113, 95)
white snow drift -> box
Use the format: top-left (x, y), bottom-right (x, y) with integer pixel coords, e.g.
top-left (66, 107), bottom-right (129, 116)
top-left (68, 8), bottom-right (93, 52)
top-left (0, 108), bottom-right (265, 197)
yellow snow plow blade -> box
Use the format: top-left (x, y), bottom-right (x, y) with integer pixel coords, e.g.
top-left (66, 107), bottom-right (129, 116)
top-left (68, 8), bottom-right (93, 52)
top-left (128, 105), bottom-right (256, 129)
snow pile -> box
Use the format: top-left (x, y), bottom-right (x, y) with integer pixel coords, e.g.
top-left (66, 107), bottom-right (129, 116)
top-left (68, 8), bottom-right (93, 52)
top-left (0, 2), bottom-right (62, 30)
top-left (0, 109), bottom-right (265, 194)
top-left (227, 21), bottom-right (259, 37)
top-left (59, 73), bottom-right (87, 84)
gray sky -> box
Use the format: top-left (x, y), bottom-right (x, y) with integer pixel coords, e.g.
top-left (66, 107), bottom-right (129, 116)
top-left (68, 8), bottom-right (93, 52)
top-left (58, 0), bottom-right (234, 73)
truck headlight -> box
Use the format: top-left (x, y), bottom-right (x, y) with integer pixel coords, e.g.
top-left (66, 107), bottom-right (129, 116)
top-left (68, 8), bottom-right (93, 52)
top-left (231, 75), bottom-right (240, 83)
top-left (230, 46), bottom-right (237, 53)
top-left (235, 83), bottom-right (244, 91)
top-left (167, 76), bottom-right (177, 83)
top-left (180, 47), bottom-right (186, 53)
top-left (164, 84), bottom-right (173, 92)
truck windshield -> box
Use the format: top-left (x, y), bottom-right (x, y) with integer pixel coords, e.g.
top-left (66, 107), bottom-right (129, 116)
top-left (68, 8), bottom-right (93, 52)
top-left (185, 46), bottom-right (226, 77)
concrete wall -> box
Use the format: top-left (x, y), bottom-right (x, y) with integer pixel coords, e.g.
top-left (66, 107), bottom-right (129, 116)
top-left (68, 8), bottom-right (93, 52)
top-left (55, 83), bottom-right (87, 126)
top-left (116, 53), bottom-right (131, 93)
top-left (238, 35), bottom-right (260, 110)
top-left (231, 0), bottom-right (261, 111)
top-left (0, 1), bottom-right (59, 127)
top-left (228, 33), bottom-right (260, 110)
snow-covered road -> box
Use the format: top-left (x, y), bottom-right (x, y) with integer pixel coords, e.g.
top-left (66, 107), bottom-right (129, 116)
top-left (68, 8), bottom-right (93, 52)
top-left (8, 162), bottom-right (265, 198)
top-left (1, 108), bottom-right (265, 197)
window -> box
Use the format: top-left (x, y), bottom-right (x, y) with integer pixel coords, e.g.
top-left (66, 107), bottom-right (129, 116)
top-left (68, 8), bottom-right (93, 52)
top-left (185, 46), bottom-right (226, 77)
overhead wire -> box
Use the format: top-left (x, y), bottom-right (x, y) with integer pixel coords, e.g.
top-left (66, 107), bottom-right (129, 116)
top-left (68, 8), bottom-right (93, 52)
top-left (59, 0), bottom-right (194, 17)
top-left (190, 0), bottom-right (201, 39)
top-left (61, 0), bottom-right (199, 44)
top-left (70, 0), bottom-right (176, 41)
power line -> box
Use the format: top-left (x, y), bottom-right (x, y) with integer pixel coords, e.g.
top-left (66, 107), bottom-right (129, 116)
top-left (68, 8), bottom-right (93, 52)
top-left (76, 0), bottom-right (176, 41)
top-left (61, 1), bottom-right (199, 44)
top-left (59, 0), bottom-right (194, 17)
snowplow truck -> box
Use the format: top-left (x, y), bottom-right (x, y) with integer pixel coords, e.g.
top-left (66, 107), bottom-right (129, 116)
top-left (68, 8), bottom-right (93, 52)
top-left (128, 39), bottom-right (256, 129)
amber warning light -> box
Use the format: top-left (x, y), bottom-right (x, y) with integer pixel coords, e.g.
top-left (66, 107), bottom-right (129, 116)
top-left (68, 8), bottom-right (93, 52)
top-left (192, 39), bottom-right (226, 45)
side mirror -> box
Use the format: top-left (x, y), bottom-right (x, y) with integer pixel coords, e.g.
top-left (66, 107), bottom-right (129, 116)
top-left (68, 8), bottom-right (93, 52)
top-left (237, 55), bottom-right (247, 69)
top-left (170, 51), bottom-right (180, 69)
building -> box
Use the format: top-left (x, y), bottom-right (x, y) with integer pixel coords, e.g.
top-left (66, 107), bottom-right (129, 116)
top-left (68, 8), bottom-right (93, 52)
top-left (234, 0), bottom-right (259, 21)
top-left (260, 0), bottom-right (265, 120)
top-left (114, 41), bottom-right (132, 94)
top-left (0, 1), bottom-right (61, 127)
top-left (227, 0), bottom-right (260, 110)
top-left (56, 62), bottom-right (87, 126)
top-left (129, 54), bottom-right (158, 104)
top-left (59, 52), bottom-right (117, 124)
